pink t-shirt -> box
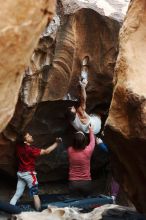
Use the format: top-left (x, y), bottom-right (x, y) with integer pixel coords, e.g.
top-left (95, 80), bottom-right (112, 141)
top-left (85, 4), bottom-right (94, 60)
top-left (67, 129), bottom-right (95, 181)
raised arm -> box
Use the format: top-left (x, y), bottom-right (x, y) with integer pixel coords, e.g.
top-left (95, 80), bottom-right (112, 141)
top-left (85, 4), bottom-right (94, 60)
top-left (88, 125), bottom-right (95, 148)
top-left (79, 79), bottom-right (88, 111)
top-left (40, 138), bottom-right (62, 155)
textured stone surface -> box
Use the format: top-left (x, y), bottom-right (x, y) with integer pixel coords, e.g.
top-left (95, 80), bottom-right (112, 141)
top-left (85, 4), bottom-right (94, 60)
top-left (0, 0), bottom-right (146, 214)
top-left (0, 134), bottom-right (16, 176)
top-left (2, 101), bottom-right (108, 182)
top-left (12, 205), bottom-right (145, 220)
top-left (0, 0), bottom-right (56, 132)
top-left (105, 0), bottom-right (146, 214)
top-left (20, 15), bottom-right (60, 107)
top-left (19, 4), bottom-right (120, 106)
top-left (61, 0), bottom-right (130, 22)
top-left (0, 5), bottom-right (120, 182)
top-left (42, 8), bottom-right (120, 104)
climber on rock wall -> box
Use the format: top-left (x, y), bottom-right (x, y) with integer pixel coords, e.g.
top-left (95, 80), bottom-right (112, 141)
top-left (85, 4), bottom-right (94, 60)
top-left (10, 133), bottom-right (62, 211)
top-left (66, 56), bottom-right (101, 134)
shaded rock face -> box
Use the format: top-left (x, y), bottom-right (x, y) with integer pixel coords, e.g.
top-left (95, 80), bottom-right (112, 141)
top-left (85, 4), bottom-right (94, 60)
top-left (21, 8), bottom-right (120, 105)
top-left (2, 101), bottom-right (108, 182)
top-left (20, 15), bottom-right (60, 107)
top-left (0, 134), bottom-right (16, 177)
top-left (0, 0), bottom-right (56, 132)
top-left (42, 8), bottom-right (120, 102)
top-left (69, 9), bottom-right (119, 111)
top-left (0, 7), bottom-right (120, 182)
top-left (105, 0), bottom-right (146, 214)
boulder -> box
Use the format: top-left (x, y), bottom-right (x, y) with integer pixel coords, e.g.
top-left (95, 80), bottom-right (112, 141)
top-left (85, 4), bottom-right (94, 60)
top-left (61, 0), bottom-right (130, 22)
top-left (40, 7), bottom-right (120, 102)
top-left (105, 0), bottom-right (146, 214)
top-left (2, 101), bottom-right (109, 182)
top-left (18, 4), bottom-right (120, 106)
top-left (0, 0), bottom-right (56, 132)
top-left (11, 204), bottom-right (145, 220)
top-left (1, 6), bottom-right (120, 181)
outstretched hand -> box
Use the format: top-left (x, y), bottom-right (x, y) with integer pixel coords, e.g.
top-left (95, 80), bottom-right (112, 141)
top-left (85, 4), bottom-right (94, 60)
top-left (56, 137), bottom-right (62, 143)
top-left (79, 79), bottom-right (88, 88)
top-left (96, 137), bottom-right (103, 145)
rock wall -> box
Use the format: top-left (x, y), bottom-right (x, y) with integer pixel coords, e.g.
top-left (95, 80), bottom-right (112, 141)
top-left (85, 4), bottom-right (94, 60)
top-left (0, 5), bottom-right (120, 182)
top-left (61, 0), bottom-right (130, 22)
top-left (42, 8), bottom-right (120, 103)
top-left (105, 0), bottom-right (146, 213)
top-left (18, 2), bottom-right (121, 105)
top-left (0, 0), bottom-right (56, 132)
top-left (1, 0), bottom-right (146, 214)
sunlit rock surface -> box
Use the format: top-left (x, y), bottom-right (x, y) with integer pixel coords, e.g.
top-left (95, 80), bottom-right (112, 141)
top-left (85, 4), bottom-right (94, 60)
top-left (11, 204), bottom-right (145, 220)
top-left (61, 0), bottom-right (130, 22)
top-left (0, 0), bottom-right (56, 132)
top-left (105, 0), bottom-right (146, 214)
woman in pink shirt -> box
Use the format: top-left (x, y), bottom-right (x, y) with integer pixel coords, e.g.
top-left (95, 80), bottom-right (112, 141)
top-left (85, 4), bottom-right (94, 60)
top-left (67, 125), bottom-right (95, 197)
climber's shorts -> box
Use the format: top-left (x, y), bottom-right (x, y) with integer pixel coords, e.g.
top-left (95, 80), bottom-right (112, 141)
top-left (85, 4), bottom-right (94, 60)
top-left (29, 184), bottom-right (39, 197)
top-left (17, 171), bottom-right (39, 197)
